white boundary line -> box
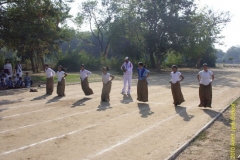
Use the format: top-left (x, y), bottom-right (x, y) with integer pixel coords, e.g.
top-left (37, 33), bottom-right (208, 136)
top-left (165, 95), bottom-right (240, 160)
top-left (0, 89), bottom-right (171, 133)
top-left (0, 88), bottom-right (230, 156)
top-left (0, 102), bottom-right (163, 156)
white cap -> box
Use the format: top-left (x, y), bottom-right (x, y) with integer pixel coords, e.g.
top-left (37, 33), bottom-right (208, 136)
top-left (125, 57), bottom-right (129, 60)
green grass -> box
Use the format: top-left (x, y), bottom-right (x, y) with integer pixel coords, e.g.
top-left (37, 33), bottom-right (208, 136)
top-left (31, 72), bottom-right (122, 86)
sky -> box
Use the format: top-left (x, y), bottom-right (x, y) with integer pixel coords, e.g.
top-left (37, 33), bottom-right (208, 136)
top-left (69, 0), bottom-right (240, 52)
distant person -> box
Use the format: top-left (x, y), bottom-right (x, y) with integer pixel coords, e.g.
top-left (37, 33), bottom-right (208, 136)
top-left (24, 72), bottom-right (32, 88)
top-left (0, 78), bottom-right (7, 90)
top-left (6, 77), bottom-right (14, 89)
top-left (2, 74), bottom-right (7, 83)
top-left (121, 57), bottom-right (133, 95)
top-left (45, 64), bottom-right (55, 95)
top-left (137, 62), bottom-right (150, 102)
top-left (4, 59), bottom-right (12, 76)
top-left (14, 73), bottom-right (20, 85)
top-left (169, 65), bottom-right (185, 107)
top-left (15, 77), bottom-right (24, 88)
top-left (56, 65), bottom-right (68, 96)
top-left (15, 60), bottom-right (23, 77)
top-left (197, 63), bottom-right (214, 108)
top-left (80, 64), bottom-right (93, 96)
top-left (101, 66), bottom-right (115, 102)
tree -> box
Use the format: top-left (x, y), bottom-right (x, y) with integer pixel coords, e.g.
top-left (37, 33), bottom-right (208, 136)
top-left (0, 0), bottom-right (73, 72)
top-left (76, 0), bottom-right (123, 65)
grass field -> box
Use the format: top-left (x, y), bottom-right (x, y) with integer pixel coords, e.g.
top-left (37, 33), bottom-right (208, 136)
top-left (30, 72), bottom-right (123, 86)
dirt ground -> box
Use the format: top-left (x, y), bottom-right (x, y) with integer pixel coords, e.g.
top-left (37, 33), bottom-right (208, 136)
top-left (0, 68), bottom-right (240, 160)
top-left (177, 98), bottom-right (240, 160)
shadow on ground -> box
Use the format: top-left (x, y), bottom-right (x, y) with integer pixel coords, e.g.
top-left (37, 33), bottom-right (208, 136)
top-left (202, 109), bottom-right (231, 127)
top-left (121, 94), bottom-right (133, 104)
top-left (175, 106), bottom-right (194, 121)
top-left (97, 101), bottom-right (112, 111)
top-left (138, 103), bottom-right (154, 118)
top-left (0, 99), bottom-right (23, 105)
top-left (46, 96), bottom-right (64, 104)
top-left (31, 94), bottom-right (51, 101)
top-left (71, 98), bottom-right (92, 108)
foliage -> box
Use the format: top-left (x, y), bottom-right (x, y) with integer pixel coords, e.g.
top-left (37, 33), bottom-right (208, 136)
top-left (163, 51), bottom-right (184, 68)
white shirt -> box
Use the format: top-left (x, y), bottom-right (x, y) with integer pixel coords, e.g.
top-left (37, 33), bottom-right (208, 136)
top-left (4, 63), bottom-right (12, 74)
top-left (45, 68), bottom-right (55, 78)
top-left (198, 70), bottom-right (213, 85)
top-left (171, 71), bottom-right (181, 84)
top-left (121, 61), bottom-right (133, 75)
top-left (16, 64), bottom-right (22, 73)
top-left (14, 77), bottom-right (19, 83)
top-left (57, 71), bottom-right (65, 82)
top-left (102, 73), bottom-right (111, 84)
top-left (80, 69), bottom-right (92, 81)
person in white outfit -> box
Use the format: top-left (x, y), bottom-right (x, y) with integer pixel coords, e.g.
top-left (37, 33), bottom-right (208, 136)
top-left (15, 61), bottom-right (23, 77)
top-left (121, 57), bottom-right (133, 95)
top-left (45, 64), bottom-right (55, 95)
top-left (4, 59), bottom-right (13, 77)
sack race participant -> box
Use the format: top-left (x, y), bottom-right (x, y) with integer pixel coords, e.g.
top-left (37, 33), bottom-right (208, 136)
top-left (101, 67), bottom-right (115, 102)
top-left (45, 64), bottom-right (55, 95)
top-left (137, 62), bottom-right (150, 102)
top-left (197, 63), bottom-right (214, 108)
top-left (80, 64), bottom-right (94, 96)
top-left (57, 65), bottom-right (68, 96)
top-left (121, 57), bottom-right (133, 95)
top-left (169, 65), bottom-right (185, 106)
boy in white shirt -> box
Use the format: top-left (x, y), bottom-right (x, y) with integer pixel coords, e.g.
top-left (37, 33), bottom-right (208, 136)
top-left (101, 67), bottom-right (115, 102)
top-left (169, 65), bottom-right (185, 106)
top-left (56, 65), bottom-right (68, 96)
top-left (45, 64), bottom-right (55, 95)
top-left (197, 63), bottom-right (214, 108)
top-left (80, 64), bottom-right (94, 96)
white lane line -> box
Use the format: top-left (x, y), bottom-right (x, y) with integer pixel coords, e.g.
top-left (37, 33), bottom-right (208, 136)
top-left (90, 88), bottom-right (231, 158)
top-left (0, 81), bottom-right (126, 107)
top-left (0, 89), bottom-right (170, 133)
top-left (0, 104), bottom-right (157, 156)
top-left (0, 83), bottom-right (172, 119)
top-left (0, 87), bottom-right (230, 156)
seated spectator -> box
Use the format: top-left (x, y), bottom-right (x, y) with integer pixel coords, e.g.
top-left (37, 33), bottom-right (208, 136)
top-left (24, 72), bottom-right (32, 88)
top-left (14, 73), bottom-right (20, 84)
top-left (6, 77), bottom-right (14, 89)
top-left (15, 77), bottom-right (24, 88)
top-left (0, 78), bottom-right (7, 90)
top-left (2, 74), bottom-right (7, 83)
top-left (6, 72), bottom-right (12, 79)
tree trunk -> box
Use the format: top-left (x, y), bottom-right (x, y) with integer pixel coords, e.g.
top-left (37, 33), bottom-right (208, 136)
top-left (196, 57), bottom-right (202, 69)
top-left (40, 56), bottom-right (45, 71)
top-left (149, 52), bottom-right (156, 69)
top-left (29, 52), bottom-right (36, 73)
top-left (156, 53), bottom-right (161, 71)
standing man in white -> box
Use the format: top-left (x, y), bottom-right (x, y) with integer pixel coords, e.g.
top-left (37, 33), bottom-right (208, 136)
top-left (121, 57), bottom-right (133, 95)
top-left (15, 60), bottom-right (23, 77)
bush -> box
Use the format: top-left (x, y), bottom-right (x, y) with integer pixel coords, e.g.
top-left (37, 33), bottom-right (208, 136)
top-left (56, 51), bottom-right (101, 72)
top-left (163, 52), bottom-right (184, 68)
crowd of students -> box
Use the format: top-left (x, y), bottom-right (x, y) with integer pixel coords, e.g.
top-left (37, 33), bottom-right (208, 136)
top-left (0, 59), bottom-right (32, 90)
top-left (2, 57), bottom-right (214, 108)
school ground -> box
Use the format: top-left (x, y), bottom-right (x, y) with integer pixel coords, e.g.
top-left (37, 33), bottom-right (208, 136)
top-left (0, 68), bottom-right (240, 160)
